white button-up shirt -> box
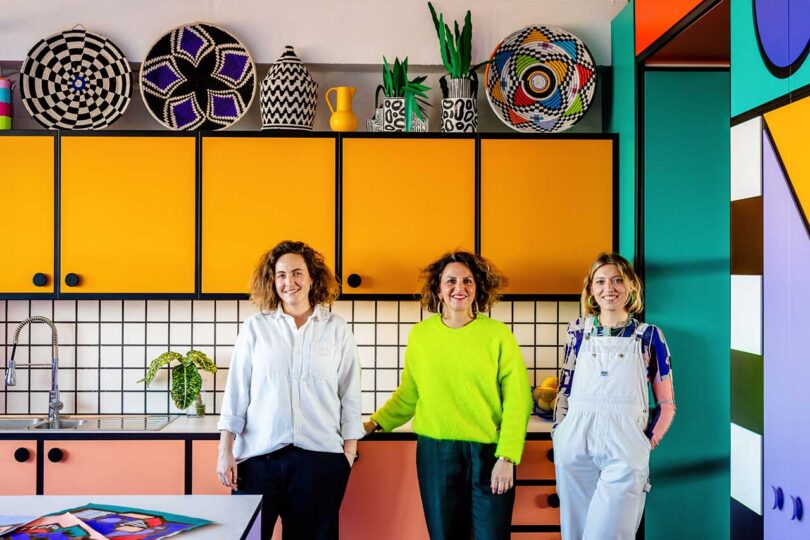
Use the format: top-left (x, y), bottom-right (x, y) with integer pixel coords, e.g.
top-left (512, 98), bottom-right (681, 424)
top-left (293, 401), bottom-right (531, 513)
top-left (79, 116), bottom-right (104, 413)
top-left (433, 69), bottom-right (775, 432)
top-left (217, 305), bottom-right (364, 461)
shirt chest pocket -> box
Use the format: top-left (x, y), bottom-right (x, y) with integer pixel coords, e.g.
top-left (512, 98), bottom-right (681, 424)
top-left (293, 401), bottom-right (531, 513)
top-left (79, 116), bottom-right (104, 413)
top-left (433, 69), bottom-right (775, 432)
top-left (308, 341), bottom-right (338, 380)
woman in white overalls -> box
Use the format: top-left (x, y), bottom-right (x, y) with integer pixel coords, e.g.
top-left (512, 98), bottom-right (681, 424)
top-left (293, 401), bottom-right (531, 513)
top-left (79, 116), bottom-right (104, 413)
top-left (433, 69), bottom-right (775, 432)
top-left (552, 253), bottom-right (676, 540)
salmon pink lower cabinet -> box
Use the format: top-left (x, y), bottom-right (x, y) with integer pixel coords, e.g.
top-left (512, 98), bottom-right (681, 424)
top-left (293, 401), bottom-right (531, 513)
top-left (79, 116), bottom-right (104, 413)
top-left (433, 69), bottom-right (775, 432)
top-left (340, 441), bottom-right (429, 539)
top-left (191, 440), bottom-right (230, 495)
top-left (43, 440), bottom-right (185, 495)
top-left (0, 440), bottom-right (37, 495)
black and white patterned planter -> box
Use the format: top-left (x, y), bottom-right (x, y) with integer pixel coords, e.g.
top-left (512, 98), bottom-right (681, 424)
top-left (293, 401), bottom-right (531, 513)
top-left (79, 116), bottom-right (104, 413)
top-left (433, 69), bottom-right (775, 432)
top-left (441, 97), bottom-right (477, 133)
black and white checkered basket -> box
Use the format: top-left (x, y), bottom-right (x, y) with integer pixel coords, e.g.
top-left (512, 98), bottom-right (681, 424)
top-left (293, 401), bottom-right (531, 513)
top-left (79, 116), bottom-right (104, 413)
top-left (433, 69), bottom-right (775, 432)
top-left (19, 28), bottom-right (132, 130)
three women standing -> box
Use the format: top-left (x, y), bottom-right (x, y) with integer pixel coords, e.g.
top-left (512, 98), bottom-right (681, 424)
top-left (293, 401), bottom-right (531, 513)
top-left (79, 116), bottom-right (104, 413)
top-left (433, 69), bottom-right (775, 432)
top-left (217, 241), bottom-right (364, 540)
top-left (553, 253), bottom-right (676, 539)
top-left (365, 251), bottom-right (532, 540)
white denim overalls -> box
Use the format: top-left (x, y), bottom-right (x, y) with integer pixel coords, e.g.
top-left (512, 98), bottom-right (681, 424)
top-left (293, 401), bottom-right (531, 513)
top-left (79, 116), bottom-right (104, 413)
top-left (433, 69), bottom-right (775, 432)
top-left (553, 317), bottom-right (652, 540)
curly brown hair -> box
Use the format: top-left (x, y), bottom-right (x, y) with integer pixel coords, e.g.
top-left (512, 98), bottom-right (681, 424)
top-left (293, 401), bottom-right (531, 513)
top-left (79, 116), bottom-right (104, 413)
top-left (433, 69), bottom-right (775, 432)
top-left (249, 241), bottom-right (339, 312)
top-left (580, 252), bottom-right (644, 316)
top-left (419, 251), bottom-right (505, 314)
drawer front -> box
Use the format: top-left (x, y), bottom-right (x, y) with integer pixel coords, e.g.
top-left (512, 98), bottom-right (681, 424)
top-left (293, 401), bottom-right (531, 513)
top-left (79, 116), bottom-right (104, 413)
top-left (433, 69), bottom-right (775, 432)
top-left (513, 485), bottom-right (560, 526)
top-left (43, 440), bottom-right (185, 495)
top-left (519, 441), bottom-right (555, 480)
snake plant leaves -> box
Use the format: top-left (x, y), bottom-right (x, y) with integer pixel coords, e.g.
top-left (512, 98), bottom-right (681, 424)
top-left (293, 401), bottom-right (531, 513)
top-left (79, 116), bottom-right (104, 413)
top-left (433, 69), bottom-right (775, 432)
top-left (171, 362), bottom-right (203, 410)
top-left (187, 350), bottom-right (217, 374)
top-left (138, 351), bottom-right (183, 385)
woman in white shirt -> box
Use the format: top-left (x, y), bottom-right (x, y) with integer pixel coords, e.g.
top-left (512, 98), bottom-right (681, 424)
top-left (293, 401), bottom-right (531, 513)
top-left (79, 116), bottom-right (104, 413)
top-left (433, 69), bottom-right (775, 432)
top-left (217, 240), bottom-right (364, 539)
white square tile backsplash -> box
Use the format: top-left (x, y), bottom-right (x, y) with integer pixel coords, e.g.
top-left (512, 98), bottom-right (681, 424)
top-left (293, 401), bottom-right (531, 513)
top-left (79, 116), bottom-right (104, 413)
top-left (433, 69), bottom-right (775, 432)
top-left (1, 299), bottom-right (577, 415)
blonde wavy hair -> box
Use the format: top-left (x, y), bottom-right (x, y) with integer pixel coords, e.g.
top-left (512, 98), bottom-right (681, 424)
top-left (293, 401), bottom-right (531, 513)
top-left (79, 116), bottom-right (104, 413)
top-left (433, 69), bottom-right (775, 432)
top-left (419, 251), bottom-right (505, 314)
top-left (580, 252), bottom-right (644, 316)
top-left (249, 241), bottom-right (339, 312)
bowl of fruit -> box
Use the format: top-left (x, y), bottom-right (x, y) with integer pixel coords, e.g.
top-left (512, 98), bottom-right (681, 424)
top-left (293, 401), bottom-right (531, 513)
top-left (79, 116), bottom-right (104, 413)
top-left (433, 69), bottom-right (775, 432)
top-left (532, 376), bottom-right (559, 419)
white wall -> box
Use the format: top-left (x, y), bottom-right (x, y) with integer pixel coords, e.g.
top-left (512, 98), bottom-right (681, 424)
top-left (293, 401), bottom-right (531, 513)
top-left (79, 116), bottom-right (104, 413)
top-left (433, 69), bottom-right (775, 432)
top-left (2, 0), bottom-right (626, 65)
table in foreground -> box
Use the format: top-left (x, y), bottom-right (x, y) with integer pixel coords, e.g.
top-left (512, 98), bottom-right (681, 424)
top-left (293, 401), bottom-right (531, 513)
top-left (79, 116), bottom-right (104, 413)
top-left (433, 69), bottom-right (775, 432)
top-left (0, 495), bottom-right (261, 540)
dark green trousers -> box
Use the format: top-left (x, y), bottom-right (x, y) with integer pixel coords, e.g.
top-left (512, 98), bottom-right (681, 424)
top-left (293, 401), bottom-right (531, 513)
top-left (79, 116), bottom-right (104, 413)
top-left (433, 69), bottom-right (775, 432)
top-left (416, 436), bottom-right (515, 540)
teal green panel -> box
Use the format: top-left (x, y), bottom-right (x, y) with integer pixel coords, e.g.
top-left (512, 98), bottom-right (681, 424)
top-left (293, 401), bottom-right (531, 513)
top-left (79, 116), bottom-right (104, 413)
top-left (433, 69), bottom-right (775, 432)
top-left (730, 349), bottom-right (763, 434)
top-left (644, 71), bottom-right (730, 540)
top-left (609, 2), bottom-right (636, 261)
top-left (731, 0), bottom-right (810, 116)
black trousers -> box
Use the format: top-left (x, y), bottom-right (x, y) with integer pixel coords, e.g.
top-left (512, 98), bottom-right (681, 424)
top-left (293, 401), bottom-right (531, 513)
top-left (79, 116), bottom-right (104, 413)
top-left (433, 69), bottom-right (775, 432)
top-left (416, 436), bottom-right (515, 540)
top-left (234, 445), bottom-right (352, 540)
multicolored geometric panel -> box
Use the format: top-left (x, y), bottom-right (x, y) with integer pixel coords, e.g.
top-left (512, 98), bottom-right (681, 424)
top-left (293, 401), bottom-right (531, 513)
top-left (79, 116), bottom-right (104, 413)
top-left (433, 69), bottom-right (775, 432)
top-left (754, 0), bottom-right (810, 78)
top-left (19, 28), bottom-right (131, 129)
top-left (140, 23), bottom-right (255, 130)
top-left (764, 96), bottom-right (810, 230)
top-left (484, 25), bottom-right (596, 133)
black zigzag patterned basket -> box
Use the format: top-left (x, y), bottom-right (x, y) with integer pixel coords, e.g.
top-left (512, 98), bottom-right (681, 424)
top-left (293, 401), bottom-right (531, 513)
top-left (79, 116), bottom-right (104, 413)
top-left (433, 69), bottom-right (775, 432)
top-left (261, 46), bottom-right (318, 131)
top-left (20, 28), bottom-right (132, 130)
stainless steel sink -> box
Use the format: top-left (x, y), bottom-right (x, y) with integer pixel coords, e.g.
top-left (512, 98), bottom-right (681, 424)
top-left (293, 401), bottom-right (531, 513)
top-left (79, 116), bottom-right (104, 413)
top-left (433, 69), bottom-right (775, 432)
top-left (0, 417), bottom-right (46, 429)
top-left (32, 419), bottom-right (86, 430)
top-left (0, 415), bottom-right (177, 431)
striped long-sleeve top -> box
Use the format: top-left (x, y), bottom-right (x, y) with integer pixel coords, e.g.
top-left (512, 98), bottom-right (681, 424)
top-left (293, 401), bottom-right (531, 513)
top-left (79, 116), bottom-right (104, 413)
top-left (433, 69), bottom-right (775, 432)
top-left (553, 316), bottom-right (676, 449)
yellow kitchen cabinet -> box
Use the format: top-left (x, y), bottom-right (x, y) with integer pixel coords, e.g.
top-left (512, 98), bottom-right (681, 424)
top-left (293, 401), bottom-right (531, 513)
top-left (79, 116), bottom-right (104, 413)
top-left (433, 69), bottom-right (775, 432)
top-left (342, 137), bottom-right (475, 294)
top-left (201, 136), bottom-right (336, 294)
top-left (0, 134), bottom-right (55, 294)
top-left (60, 135), bottom-right (196, 294)
top-left (481, 138), bottom-right (614, 295)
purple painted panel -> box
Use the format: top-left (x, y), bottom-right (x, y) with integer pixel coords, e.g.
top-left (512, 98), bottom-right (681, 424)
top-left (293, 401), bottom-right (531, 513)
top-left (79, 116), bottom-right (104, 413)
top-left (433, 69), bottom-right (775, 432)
top-left (754, 0), bottom-right (810, 77)
top-left (763, 131), bottom-right (810, 539)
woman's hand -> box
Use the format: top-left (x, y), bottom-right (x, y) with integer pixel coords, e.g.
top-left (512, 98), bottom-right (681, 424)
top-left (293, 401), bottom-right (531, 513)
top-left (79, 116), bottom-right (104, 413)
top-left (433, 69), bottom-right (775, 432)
top-left (363, 420), bottom-right (379, 435)
top-left (217, 450), bottom-right (238, 488)
top-left (490, 458), bottom-right (514, 495)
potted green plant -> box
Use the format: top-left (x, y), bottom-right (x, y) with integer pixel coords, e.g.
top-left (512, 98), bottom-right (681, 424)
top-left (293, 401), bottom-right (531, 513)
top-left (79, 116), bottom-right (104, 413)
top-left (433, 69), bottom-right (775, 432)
top-left (139, 350), bottom-right (217, 416)
top-left (428, 2), bottom-right (488, 132)
top-left (379, 56), bottom-right (430, 132)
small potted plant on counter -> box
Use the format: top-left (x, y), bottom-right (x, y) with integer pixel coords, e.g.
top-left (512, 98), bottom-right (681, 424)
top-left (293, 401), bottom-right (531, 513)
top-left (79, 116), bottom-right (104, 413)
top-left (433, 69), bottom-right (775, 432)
top-left (428, 2), bottom-right (488, 132)
top-left (380, 56), bottom-right (431, 132)
top-left (139, 350), bottom-right (217, 416)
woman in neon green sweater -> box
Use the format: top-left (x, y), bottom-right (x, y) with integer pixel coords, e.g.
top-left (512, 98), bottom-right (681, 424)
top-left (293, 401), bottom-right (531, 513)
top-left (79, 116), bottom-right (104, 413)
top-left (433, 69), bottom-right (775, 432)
top-left (364, 251), bottom-right (532, 540)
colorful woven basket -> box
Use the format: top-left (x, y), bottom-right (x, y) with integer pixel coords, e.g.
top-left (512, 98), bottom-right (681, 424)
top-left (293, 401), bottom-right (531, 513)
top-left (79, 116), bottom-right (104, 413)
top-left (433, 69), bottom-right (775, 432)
top-left (140, 23), bottom-right (256, 130)
top-left (0, 78), bottom-right (11, 130)
top-left (19, 28), bottom-right (132, 129)
top-left (485, 25), bottom-right (597, 133)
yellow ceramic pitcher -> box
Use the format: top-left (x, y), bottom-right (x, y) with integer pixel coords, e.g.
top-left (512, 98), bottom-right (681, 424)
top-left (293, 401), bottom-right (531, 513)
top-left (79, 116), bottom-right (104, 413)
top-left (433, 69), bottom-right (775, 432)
top-left (325, 86), bottom-right (358, 132)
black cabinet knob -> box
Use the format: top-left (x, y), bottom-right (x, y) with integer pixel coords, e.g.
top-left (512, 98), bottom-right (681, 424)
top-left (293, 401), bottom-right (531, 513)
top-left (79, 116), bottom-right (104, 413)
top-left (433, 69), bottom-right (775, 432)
top-left (347, 274), bottom-right (362, 288)
top-left (64, 273), bottom-right (80, 287)
top-left (47, 448), bottom-right (64, 463)
top-left (14, 448), bottom-right (30, 463)
top-left (548, 493), bottom-right (560, 508)
top-left (32, 273), bottom-right (48, 287)
top-left (547, 448), bottom-right (554, 463)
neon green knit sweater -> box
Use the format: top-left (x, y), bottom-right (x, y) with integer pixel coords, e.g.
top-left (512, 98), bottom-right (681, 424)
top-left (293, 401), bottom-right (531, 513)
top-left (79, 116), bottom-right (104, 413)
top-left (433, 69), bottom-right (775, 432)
top-left (371, 314), bottom-right (532, 463)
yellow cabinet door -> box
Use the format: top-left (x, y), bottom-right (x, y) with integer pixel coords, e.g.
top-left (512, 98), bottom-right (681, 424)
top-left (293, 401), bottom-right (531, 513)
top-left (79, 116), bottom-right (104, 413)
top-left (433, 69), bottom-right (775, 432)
top-left (60, 135), bottom-right (196, 294)
top-left (201, 136), bottom-right (336, 294)
top-left (342, 138), bottom-right (475, 294)
top-left (481, 138), bottom-right (614, 295)
top-left (0, 135), bottom-right (55, 293)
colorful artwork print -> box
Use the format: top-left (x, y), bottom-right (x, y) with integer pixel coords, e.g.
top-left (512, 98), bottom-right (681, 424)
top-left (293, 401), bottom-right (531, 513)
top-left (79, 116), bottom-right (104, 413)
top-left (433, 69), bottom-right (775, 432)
top-left (140, 23), bottom-right (256, 130)
top-left (1, 513), bottom-right (105, 539)
top-left (753, 0), bottom-right (810, 78)
top-left (0, 517), bottom-right (34, 536)
top-left (0, 505), bottom-right (209, 540)
top-left (19, 28), bottom-right (132, 129)
top-left (485, 24), bottom-right (596, 133)
top-left (61, 504), bottom-right (209, 540)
